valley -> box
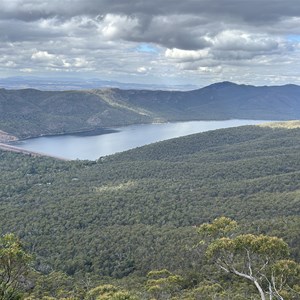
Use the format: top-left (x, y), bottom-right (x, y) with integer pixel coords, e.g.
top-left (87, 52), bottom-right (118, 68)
top-left (1, 122), bottom-right (300, 298)
top-left (11, 119), bottom-right (267, 160)
top-left (1, 83), bottom-right (300, 299)
top-left (3, 0), bottom-right (300, 298)
top-left (1, 82), bottom-right (300, 142)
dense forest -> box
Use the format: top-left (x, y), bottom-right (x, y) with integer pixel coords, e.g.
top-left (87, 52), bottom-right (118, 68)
top-left (1, 123), bottom-right (300, 298)
top-left (2, 82), bottom-right (300, 140)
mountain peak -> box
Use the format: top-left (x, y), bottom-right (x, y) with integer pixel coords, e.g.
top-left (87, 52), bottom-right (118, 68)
top-left (210, 81), bottom-right (239, 88)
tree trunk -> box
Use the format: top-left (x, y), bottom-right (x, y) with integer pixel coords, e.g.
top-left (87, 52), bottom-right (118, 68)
top-left (254, 280), bottom-right (266, 300)
top-left (230, 268), bottom-right (266, 300)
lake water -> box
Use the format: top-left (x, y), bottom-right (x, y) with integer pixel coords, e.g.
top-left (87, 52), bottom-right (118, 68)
top-left (13, 120), bottom-right (268, 160)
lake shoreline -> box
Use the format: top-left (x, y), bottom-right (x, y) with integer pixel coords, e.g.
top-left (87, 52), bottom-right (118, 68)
top-left (10, 119), bottom-right (271, 161)
top-left (9, 127), bottom-right (120, 144)
top-left (5, 117), bottom-right (275, 144)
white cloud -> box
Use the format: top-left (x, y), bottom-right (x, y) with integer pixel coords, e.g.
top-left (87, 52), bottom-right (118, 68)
top-left (165, 48), bottom-right (211, 61)
top-left (212, 30), bottom-right (278, 52)
top-left (20, 68), bottom-right (33, 72)
top-left (137, 66), bottom-right (149, 73)
top-left (5, 61), bottom-right (16, 67)
top-left (31, 50), bottom-right (55, 61)
top-left (1, 0), bottom-right (300, 86)
top-left (100, 14), bottom-right (139, 39)
top-left (73, 57), bottom-right (89, 68)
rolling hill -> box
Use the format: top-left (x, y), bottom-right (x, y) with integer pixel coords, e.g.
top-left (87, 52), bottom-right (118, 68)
top-left (1, 82), bottom-right (300, 140)
top-left (0, 123), bottom-right (300, 278)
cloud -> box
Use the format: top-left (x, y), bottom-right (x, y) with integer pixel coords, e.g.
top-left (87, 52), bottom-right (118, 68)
top-left (31, 50), bottom-right (55, 61)
top-left (212, 31), bottom-right (279, 52)
top-left (164, 30), bottom-right (281, 72)
top-left (2, 0), bottom-right (300, 24)
top-left (136, 67), bottom-right (148, 73)
top-left (100, 14), bottom-right (140, 40)
top-left (1, 0), bottom-right (300, 86)
top-left (165, 48), bottom-right (211, 62)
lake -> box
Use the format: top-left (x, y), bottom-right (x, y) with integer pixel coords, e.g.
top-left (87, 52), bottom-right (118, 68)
top-left (13, 120), bottom-right (269, 160)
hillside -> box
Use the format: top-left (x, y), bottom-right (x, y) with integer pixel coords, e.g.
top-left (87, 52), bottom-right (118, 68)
top-left (0, 88), bottom-right (151, 140)
top-left (1, 82), bottom-right (300, 140)
top-left (1, 123), bottom-right (300, 279)
top-left (109, 82), bottom-right (300, 121)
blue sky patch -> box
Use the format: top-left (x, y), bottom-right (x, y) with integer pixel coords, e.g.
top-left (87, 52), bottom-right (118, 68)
top-left (286, 35), bottom-right (300, 42)
top-left (136, 44), bottom-right (159, 53)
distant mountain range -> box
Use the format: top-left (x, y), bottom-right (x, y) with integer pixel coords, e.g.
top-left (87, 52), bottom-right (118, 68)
top-left (0, 76), bottom-right (197, 91)
top-left (1, 81), bottom-right (300, 140)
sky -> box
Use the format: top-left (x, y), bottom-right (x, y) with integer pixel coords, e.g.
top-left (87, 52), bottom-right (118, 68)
top-left (1, 0), bottom-right (300, 87)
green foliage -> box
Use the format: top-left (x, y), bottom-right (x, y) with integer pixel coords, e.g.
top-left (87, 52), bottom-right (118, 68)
top-left (203, 218), bottom-right (300, 300)
top-left (0, 125), bottom-right (300, 282)
top-left (271, 259), bottom-right (300, 298)
top-left (26, 271), bottom-right (80, 299)
top-left (0, 89), bottom-right (152, 140)
top-left (198, 216), bottom-right (238, 240)
top-left (146, 269), bottom-right (184, 299)
top-left (183, 281), bottom-right (229, 300)
top-left (85, 284), bottom-right (137, 300)
top-left (0, 233), bottom-right (32, 299)
top-left (207, 233), bottom-right (289, 259)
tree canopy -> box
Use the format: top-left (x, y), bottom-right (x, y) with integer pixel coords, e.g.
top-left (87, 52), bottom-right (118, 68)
top-left (0, 233), bottom-right (32, 300)
top-left (201, 218), bottom-right (300, 300)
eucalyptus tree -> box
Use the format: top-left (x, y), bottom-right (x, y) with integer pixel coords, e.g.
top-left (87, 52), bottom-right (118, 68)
top-left (198, 218), bottom-right (300, 300)
top-left (0, 233), bottom-right (32, 300)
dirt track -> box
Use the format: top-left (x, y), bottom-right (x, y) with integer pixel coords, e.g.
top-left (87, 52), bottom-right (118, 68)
top-left (0, 143), bottom-right (40, 155)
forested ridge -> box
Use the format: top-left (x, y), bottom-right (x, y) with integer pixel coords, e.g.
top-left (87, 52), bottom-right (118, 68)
top-left (2, 82), bottom-right (300, 141)
top-left (1, 124), bottom-right (300, 299)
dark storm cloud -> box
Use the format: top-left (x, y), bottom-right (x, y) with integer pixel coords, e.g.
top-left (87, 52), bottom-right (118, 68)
top-left (1, 0), bottom-right (300, 86)
top-left (112, 14), bottom-right (212, 50)
top-left (0, 20), bottom-right (63, 42)
top-left (1, 0), bottom-right (300, 51)
top-left (2, 0), bottom-right (300, 23)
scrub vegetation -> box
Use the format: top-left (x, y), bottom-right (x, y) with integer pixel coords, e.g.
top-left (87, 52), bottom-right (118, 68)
top-left (1, 124), bottom-right (300, 299)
